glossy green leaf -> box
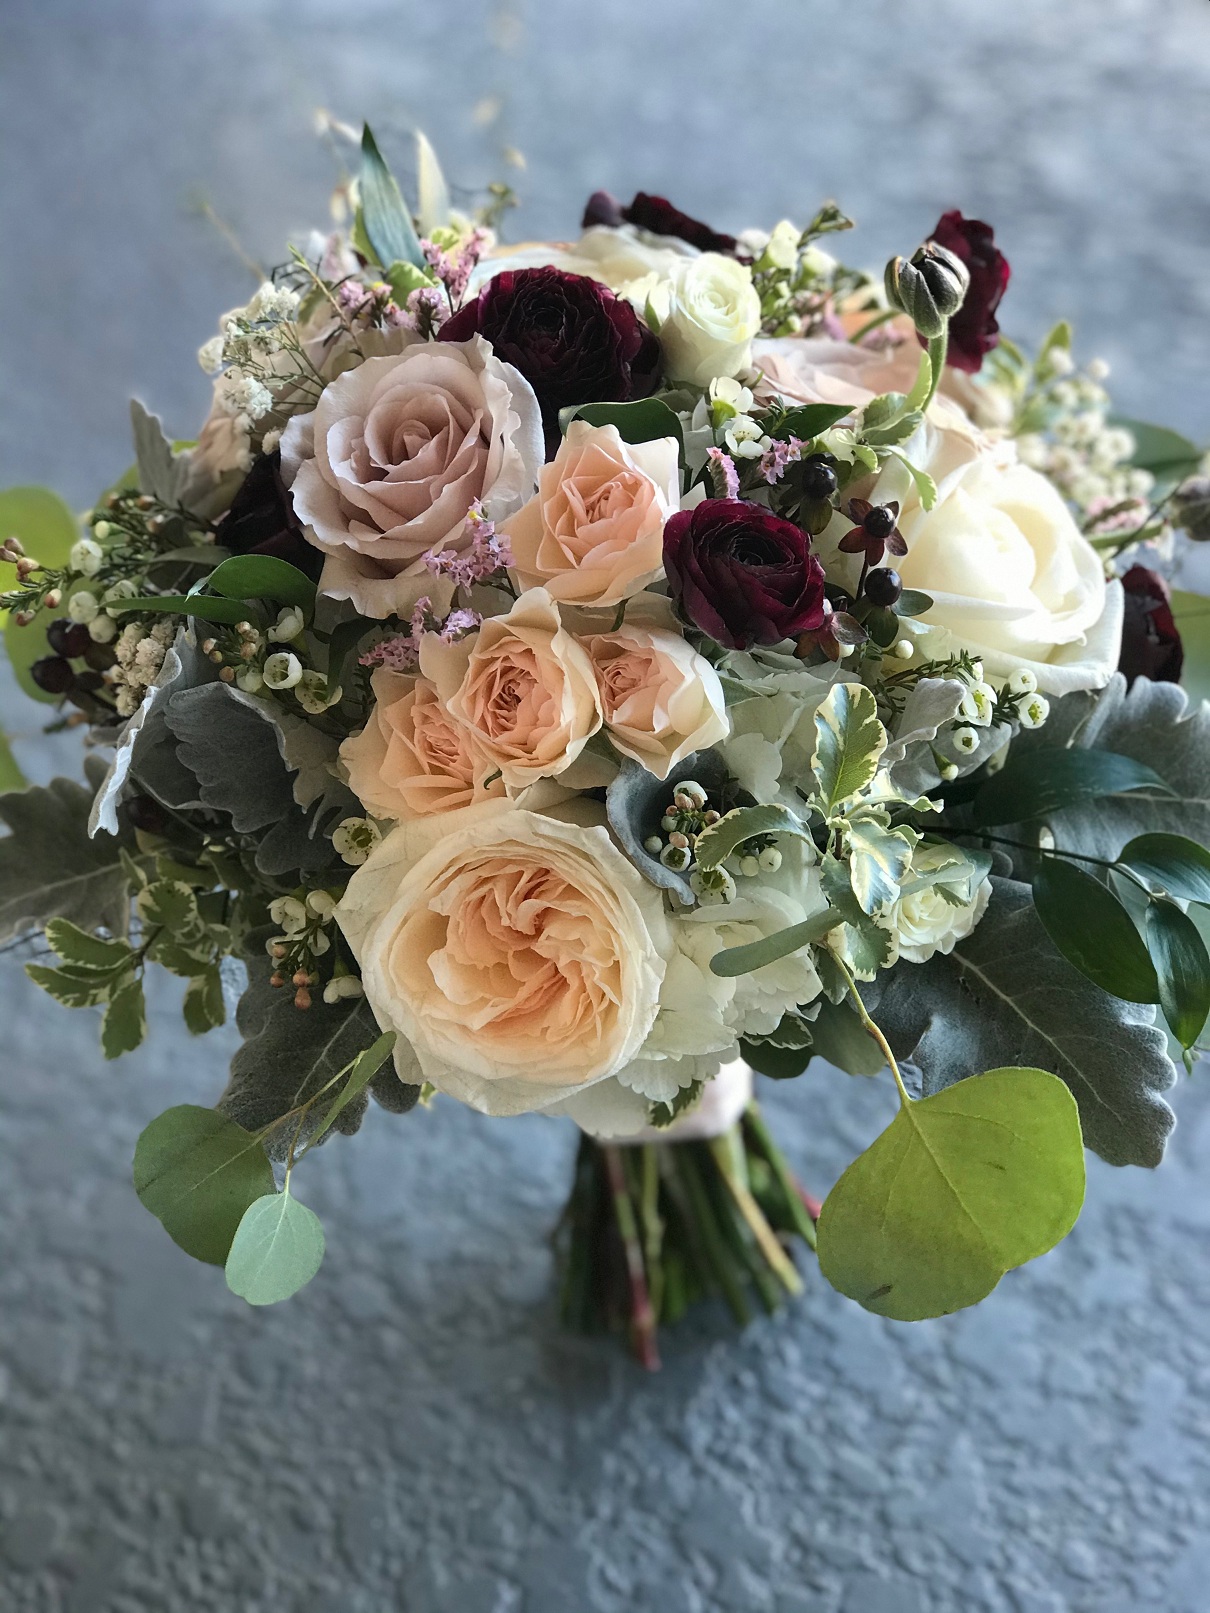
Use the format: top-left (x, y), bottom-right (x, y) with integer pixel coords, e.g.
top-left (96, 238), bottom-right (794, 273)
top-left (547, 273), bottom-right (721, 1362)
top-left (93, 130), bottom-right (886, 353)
top-left (1119, 831), bottom-right (1210, 905)
top-left (817, 1066), bottom-right (1085, 1320)
top-left (359, 124), bottom-right (424, 270)
top-left (972, 748), bottom-right (1171, 828)
top-left (808, 996), bottom-right (886, 1075)
top-left (0, 486), bottom-right (80, 702)
top-left (111, 593), bottom-right (249, 626)
top-left (205, 554), bottom-right (317, 610)
top-left (740, 1038), bottom-right (812, 1080)
top-left (225, 1189), bottom-right (326, 1305)
top-left (1113, 416), bottom-right (1203, 492)
top-left (893, 589), bottom-right (934, 619)
top-left (310, 1031), bottom-right (396, 1146)
top-left (560, 397), bottom-right (685, 457)
top-left (133, 1104), bottom-right (276, 1266)
top-left (694, 803), bottom-right (811, 872)
top-left (1031, 858), bottom-right (1158, 1003)
top-left (773, 402), bottom-right (854, 441)
top-left (323, 614), bottom-right (376, 701)
top-left (710, 907), bottom-right (840, 978)
top-left (1145, 899), bottom-right (1210, 1051)
top-left (812, 682), bottom-right (886, 813)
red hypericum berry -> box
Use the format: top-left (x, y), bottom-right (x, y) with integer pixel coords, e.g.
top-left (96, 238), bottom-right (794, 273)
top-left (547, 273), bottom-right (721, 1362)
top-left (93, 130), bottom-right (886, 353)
top-left (125, 794), bottom-right (168, 834)
top-left (864, 568), bottom-right (903, 607)
top-left (30, 656), bottom-right (75, 695)
top-left (46, 618), bottom-right (91, 658)
top-left (82, 640), bottom-right (117, 672)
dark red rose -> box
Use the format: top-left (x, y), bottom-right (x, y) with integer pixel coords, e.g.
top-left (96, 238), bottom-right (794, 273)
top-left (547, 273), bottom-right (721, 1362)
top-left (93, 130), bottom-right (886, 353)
top-left (439, 267), bottom-right (661, 443)
top-left (217, 451), bottom-right (323, 581)
top-left (923, 210), bottom-right (1010, 374)
top-left (1118, 565), bottom-right (1184, 685)
top-left (581, 190), bottom-right (737, 255)
top-left (663, 498), bottom-right (827, 650)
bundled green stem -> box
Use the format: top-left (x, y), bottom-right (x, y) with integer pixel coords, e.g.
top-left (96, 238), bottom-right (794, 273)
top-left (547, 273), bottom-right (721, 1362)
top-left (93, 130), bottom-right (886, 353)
top-left (556, 1104), bottom-right (817, 1368)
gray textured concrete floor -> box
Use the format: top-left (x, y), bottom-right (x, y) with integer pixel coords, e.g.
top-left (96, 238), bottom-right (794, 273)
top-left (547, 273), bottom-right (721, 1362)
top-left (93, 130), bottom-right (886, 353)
top-left (2, 2), bottom-right (1210, 1609)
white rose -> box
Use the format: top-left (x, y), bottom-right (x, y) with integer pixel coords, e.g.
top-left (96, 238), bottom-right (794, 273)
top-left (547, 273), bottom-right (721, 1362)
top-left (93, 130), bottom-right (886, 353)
top-left (890, 844), bottom-right (992, 965)
top-left (651, 254), bottom-right (762, 386)
top-left (335, 800), bottom-right (669, 1118)
top-left (817, 427), bottom-right (1123, 696)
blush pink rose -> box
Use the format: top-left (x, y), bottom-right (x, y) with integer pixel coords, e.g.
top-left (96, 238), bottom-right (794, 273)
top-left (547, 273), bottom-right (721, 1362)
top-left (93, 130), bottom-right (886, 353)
top-left (420, 588), bottom-right (602, 792)
top-left (503, 421), bottom-right (681, 607)
top-left (280, 335), bottom-right (543, 619)
top-left (340, 668), bottom-right (506, 820)
top-left (581, 615), bottom-right (729, 779)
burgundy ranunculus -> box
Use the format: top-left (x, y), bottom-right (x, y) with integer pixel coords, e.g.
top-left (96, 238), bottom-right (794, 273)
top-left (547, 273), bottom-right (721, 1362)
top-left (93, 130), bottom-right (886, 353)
top-left (439, 267), bottom-right (661, 442)
top-left (216, 451), bottom-right (323, 581)
top-left (663, 498), bottom-right (827, 650)
top-left (925, 210), bottom-right (1010, 374)
top-left (1118, 565), bottom-right (1184, 686)
top-left (582, 190), bottom-right (738, 255)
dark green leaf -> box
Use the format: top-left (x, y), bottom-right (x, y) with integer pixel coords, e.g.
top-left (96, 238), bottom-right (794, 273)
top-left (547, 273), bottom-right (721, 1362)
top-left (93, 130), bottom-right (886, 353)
top-left (183, 965), bottom-right (227, 1035)
top-left (560, 397), bottom-right (685, 458)
top-left (323, 614), bottom-right (376, 701)
top-left (740, 1038), bottom-right (812, 1080)
top-left (861, 877), bottom-right (1177, 1167)
top-left (772, 402), bottom-right (853, 440)
top-left (817, 1066), bottom-right (1085, 1320)
top-left (111, 593), bottom-right (249, 626)
top-left (1145, 899), bottom-right (1210, 1051)
top-left (26, 961), bottom-right (113, 1008)
top-left (101, 976), bottom-right (147, 1059)
top-left (205, 554), bottom-right (317, 611)
top-left (1172, 590), bottom-right (1210, 709)
top-left (972, 748), bottom-right (1171, 828)
top-left (225, 1189), bottom-right (326, 1305)
top-left (133, 1104), bottom-right (276, 1265)
top-left (359, 124), bottom-right (424, 270)
top-left (1032, 858), bottom-right (1158, 1003)
top-left (1120, 831), bottom-right (1210, 904)
top-left (808, 996), bottom-right (886, 1075)
top-left (893, 589), bottom-right (934, 619)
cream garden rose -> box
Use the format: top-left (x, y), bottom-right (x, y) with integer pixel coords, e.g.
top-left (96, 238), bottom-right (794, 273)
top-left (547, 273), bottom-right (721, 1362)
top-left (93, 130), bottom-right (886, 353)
top-left (340, 668), bottom-right (506, 820)
top-left (419, 587), bottom-right (601, 792)
top-left (817, 426), bottom-right (1123, 695)
top-left (280, 335), bottom-right (543, 619)
top-left (504, 421), bottom-right (680, 606)
top-left (335, 801), bottom-right (669, 1117)
top-left (581, 617), bottom-right (728, 779)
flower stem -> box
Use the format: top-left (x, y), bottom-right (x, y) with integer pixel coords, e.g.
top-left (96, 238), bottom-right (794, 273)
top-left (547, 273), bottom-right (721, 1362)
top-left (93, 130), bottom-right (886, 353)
top-left (709, 1132), bottom-right (804, 1297)
top-left (602, 1145), bottom-right (660, 1370)
top-left (834, 957), bottom-right (912, 1107)
top-left (743, 1104), bottom-right (818, 1248)
top-left (922, 329), bottom-right (948, 413)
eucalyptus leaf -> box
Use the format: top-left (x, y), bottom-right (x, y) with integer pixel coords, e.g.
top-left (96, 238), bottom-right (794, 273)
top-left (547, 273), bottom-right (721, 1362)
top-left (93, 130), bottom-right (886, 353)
top-left (710, 906), bottom-right (839, 977)
top-left (861, 877), bottom-right (1177, 1168)
top-left (1031, 858), bottom-right (1159, 1004)
top-left (225, 1189), bottom-right (326, 1306)
top-left (1145, 899), bottom-right (1210, 1051)
top-left (817, 1066), bottom-right (1085, 1321)
top-left (812, 682), bottom-right (886, 813)
top-left (359, 124), bottom-right (424, 269)
top-left (310, 1031), bottom-right (396, 1146)
top-left (133, 1104), bottom-right (275, 1265)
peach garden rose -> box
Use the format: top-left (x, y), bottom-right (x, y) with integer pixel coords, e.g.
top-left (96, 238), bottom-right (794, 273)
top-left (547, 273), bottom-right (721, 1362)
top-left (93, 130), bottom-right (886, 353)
top-left (503, 420), bottom-right (680, 607)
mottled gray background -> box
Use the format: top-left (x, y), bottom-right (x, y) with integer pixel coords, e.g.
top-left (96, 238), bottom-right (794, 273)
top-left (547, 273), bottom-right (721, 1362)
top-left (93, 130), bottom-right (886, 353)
top-left (3, 2), bottom-right (1210, 1609)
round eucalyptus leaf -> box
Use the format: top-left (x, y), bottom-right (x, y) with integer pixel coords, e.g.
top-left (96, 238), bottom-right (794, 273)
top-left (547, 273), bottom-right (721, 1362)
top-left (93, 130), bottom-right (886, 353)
top-left (225, 1190), bottom-right (326, 1306)
top-left (133, 1104), bottom-right (276, 1266)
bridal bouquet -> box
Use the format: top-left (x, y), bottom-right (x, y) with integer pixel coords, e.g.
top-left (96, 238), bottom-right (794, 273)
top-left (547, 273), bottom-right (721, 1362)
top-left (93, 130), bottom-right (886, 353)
top-left (3, 125), bottom-right (1208, 1365)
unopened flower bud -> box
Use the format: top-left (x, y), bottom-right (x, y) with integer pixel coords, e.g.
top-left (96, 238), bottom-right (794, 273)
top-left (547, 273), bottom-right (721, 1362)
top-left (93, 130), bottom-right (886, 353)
top-left (952, 724), bottom-right (981, 756)
top-left (885, 240), bottom-right (971, 339)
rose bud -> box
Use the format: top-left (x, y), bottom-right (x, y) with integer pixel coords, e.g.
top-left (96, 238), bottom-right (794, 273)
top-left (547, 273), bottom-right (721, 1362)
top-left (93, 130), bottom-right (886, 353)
top-left (440, 267), bottom-right (661, 444)
top-left (885, 240), bottom-right (971, 339)
top-left (663, 498), bottom-right (827, 650)
top-left (1118, 565), bottom-right (1184, 686)
top-left (924, 211), bottom-right (1011, 374)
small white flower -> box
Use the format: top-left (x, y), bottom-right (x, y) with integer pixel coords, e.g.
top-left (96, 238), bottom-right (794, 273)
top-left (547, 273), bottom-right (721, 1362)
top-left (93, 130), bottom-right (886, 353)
top-left (332, 816), bottom-right (383, 867)
top-left (306, 889), bottom-right (337, 920)
top-left (217, 371), bottom-right (274, 422)
top-left (952, 725), bottom-right (980, 755)
top-left (235, 666), bottom-right (264, 694)
top-left (88, 613), bottom-right (118, 644)
top-left (1045, 347), bottom-right (1075, 378)
top-left (760, 219), bottom-right (800, 272)
top-left (262, 651), bottom-right (303, 690)
top-left (70, 537), bottom-right (104, 577)
top-left (708, 376), bottom-right (755, 424)
top-left (269, 895), bottom-right (309, 935)
top-left (197, 336), bottom-right (225, 375)
top-left (323, 974), bottom-right (364, 1004)
top-left (723, 415), bottom-right (767, 458)
top-left (267, 605), bottom-right (306, 643)
top-left (1006, 668), bottom-right (1038, 696)
top-left (295, 670), bottom-right (339, 714)
top-left (1087, 357), bottom-right (1111, 383)
top-left (67, 590), bottom-right (99, 624)
top-left (1018, 693), bottom-right (1051, 730)
top-left (311, 930), bottom-right (331, 956)
top-left (958, 681), bottom-right (997, 727)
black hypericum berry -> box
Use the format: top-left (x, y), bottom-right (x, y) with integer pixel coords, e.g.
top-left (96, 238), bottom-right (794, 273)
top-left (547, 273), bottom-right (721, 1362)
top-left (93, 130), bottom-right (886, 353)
top-left (864, 567), bottom-right (903, 607)
top-left (82, 640), bottom-right (117, 672)
top-left (30, 656), bottom-right (75, 695)
top-left (798, 454), bottom-right (839, 502)
top-left (863, 504), bottom-right (898, 540)
top-left (46, 618), bottom-right (91, 659)
top-left (125, 794), bottom-right (168, 834)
